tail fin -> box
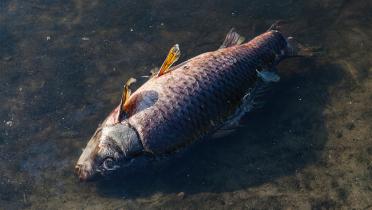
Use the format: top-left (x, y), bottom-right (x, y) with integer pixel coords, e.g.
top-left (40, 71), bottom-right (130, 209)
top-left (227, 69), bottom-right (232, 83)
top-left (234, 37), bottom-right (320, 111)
top-left (268, 20), bottom-right (321, 57)
top-left (286, 37), bottom-right (316, 57)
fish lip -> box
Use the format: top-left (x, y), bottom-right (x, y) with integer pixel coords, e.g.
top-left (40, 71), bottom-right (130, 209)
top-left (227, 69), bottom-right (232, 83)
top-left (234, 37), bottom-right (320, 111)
top-left (75, 164), bottom-right (97, 182)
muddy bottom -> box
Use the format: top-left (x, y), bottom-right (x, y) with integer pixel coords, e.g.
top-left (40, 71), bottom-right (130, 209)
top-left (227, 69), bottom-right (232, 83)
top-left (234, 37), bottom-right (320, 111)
top-left (0, 0), bottom-right (371, 209)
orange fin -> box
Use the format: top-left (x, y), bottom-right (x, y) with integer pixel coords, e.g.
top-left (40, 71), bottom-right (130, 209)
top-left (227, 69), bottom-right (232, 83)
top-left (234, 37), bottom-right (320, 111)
top-left (157, 44), bottom-right (181, 77)
top-left (117, 77), bottom-right (137, 121)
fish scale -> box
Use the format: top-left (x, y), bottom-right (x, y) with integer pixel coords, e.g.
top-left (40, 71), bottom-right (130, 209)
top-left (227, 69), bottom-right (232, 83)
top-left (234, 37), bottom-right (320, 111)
top-left (127, 30), bottom-right (288, 154)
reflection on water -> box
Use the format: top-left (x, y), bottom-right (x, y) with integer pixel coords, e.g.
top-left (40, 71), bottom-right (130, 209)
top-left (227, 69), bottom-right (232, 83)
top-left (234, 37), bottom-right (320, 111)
top-left (1, 0), bottom-right (371, 209)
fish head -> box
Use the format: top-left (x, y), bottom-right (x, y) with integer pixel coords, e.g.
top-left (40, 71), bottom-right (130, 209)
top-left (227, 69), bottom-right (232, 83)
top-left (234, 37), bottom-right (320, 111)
top-left (75, 119), bottom-right (143, 181)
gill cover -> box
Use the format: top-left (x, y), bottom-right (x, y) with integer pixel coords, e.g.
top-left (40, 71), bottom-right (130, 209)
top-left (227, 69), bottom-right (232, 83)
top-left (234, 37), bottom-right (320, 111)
top-left (75, 78), bottom-right (143, 181)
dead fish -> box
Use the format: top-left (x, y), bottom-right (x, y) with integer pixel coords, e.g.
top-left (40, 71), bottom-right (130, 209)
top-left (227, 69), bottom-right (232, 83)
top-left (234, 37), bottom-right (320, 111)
top-left (75, 24), bottom-right (311, 181)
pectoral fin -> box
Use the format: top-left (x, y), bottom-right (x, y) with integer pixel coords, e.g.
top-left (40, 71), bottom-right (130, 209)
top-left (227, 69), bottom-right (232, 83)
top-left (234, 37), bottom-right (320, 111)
top-left (256, 69), bottom-right (280, 83)
top-left (117, 77), bottom-right (137, 121)
top-left (157, 44), bottom-right (181, 77)
top-left (219, 28), bottom-right (245, 49)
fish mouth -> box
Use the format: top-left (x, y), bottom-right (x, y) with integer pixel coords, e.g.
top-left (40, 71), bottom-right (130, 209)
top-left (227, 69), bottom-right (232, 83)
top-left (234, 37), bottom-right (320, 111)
top-left (75, 164), bottom-right (97, 182)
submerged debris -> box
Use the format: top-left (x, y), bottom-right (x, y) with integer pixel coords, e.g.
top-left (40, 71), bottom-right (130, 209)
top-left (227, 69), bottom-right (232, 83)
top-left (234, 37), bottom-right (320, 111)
top-left (5, 120), bottom-right (13, 127)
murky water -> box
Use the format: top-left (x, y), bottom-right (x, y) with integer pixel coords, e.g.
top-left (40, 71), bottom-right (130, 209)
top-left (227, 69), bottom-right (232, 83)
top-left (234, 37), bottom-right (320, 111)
top-left (1, 0), bottom-right (371, 209)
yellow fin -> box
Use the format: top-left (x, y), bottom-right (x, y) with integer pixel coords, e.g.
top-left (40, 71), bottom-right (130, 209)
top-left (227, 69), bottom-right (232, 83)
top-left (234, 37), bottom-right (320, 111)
top-left (157, 44), bottom-right (181, 77)
top-left (117, 77), bottom-right (136, 121)
top-left (122, 77), bottom-right (137, 106)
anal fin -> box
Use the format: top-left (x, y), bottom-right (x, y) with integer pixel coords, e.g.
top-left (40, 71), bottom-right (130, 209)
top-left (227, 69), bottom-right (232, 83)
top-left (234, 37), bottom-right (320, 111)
top-left (219, 28), bottom-right (245, 49)
top-left (267, 20), bottom-right (287, 31)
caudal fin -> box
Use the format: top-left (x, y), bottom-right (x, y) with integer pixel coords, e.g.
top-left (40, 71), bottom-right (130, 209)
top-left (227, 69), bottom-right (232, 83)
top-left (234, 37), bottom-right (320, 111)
top-left (268, 20), bottom-right (321, 57)
top-left (286, 37), bottom-right (317, 57)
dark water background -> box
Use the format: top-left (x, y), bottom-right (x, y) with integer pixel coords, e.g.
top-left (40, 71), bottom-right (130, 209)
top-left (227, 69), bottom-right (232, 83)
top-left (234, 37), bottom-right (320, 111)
top-left (1, 0), bottom-right (371, 209)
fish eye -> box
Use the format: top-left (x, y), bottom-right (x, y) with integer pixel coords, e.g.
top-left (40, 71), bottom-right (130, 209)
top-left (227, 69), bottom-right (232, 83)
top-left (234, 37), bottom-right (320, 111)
top-left (103, 158), bottom-right (115, 170)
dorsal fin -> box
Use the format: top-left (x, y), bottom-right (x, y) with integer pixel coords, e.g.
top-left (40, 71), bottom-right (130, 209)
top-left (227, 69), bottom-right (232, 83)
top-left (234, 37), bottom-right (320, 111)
top-left (117, 77), bottom-right (137, 122)
top-left (157, 44), bottom-right (181, 77)
top-left (219, 28), bottom-right (245, 49)
top-left (211, 80), bottom-right (273, 139)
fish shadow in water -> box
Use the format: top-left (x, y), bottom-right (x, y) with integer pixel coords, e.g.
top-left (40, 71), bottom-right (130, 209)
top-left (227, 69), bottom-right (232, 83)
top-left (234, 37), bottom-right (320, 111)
top-left (95, 59), bottom-right (344, 198)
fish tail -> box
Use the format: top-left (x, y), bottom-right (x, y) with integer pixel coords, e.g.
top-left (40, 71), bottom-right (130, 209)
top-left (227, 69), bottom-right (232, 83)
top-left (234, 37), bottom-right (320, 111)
top-left (285, 36), bottom-right (316, 57)
top-left (268, 20), bottom-right (319, 57)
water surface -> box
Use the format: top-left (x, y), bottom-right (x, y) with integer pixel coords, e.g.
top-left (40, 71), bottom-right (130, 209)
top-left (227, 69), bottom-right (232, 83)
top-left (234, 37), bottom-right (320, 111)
top-left (1, 0), bottom-right (371, 209)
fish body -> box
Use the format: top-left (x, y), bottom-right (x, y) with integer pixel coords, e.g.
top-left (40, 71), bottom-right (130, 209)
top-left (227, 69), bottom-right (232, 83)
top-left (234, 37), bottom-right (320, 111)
top-left (75, 27), bottom-right (306, 181)
top-left (126, 30), bottom-right (287, 154)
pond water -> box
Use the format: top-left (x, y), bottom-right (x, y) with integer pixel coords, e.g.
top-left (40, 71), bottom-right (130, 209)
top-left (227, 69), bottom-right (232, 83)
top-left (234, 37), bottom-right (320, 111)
top-left (1, 0), bottom-right (371, 209)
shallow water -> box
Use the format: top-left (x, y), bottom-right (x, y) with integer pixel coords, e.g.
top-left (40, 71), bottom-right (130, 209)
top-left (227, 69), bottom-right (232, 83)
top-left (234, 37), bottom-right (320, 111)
top-left (1, 0), bottom-right (371, 209)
